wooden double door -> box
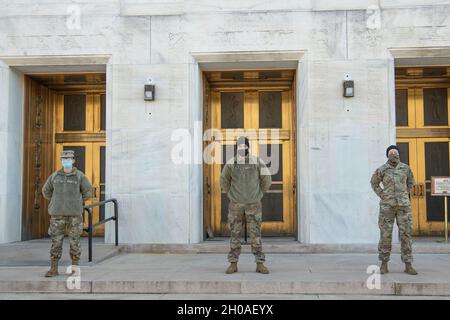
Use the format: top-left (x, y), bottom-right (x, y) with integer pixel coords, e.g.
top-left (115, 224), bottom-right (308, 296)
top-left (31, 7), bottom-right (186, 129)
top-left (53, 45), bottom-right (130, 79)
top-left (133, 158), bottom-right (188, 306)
top-left (396, 73), bottom-right (450, 235)
top-left (54, 142), bottom-right (106, 235)
top-left (204, 70), bottom-right (297, 237)
top-left (22, 75), bottom-right (106, 240)
top-left (54, 92), bottom-right (106, 235)
top-left (397, 138), bottom-right (450, 235)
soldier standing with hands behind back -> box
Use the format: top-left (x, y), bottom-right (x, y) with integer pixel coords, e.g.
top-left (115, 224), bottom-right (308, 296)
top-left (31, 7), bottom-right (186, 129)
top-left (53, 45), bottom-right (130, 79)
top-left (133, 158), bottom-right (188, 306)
top-left (220, 136), bottom-right (272, 274)
top-left (42, 150), bottom-right (92, 277)
top-left (371, 145), bottom-right (418, 275)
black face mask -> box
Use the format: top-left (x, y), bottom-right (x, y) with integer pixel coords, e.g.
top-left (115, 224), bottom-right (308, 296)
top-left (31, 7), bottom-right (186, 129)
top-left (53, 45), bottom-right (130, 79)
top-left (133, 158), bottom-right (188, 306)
top-left (388, 154), bottom-right (400, 165)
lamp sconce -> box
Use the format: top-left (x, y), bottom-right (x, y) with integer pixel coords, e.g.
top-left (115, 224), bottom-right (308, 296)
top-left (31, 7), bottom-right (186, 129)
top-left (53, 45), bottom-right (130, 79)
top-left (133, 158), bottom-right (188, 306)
top-left (343, 74), bottom-right (354, 98)
top-left (144, 78), bottom-right (155, 101)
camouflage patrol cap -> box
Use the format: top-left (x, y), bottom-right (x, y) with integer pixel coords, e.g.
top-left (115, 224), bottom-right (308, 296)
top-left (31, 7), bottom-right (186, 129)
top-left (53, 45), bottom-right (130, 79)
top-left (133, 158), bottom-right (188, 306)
top-left (236, 136), bottom-right (250, 148)
top-left (61, 150), bottom-right (75, 159)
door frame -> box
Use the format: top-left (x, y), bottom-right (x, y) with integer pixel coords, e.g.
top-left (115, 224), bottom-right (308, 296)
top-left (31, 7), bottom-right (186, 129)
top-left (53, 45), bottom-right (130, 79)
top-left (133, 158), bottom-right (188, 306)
top-left (0, 54), bottom-right (110, 243)
top-left (202, 70), bottom-right (298, 238)
top-left (396, 71), bottom-right (450, 235)
top-left (416, 137), bottom-right (450, 234)
top-left (22, 76), bottom-right (106, 240)
top-left (53, 89), bottom-right (106, 236)
top-left (21, 77), bottom-right (56, 240)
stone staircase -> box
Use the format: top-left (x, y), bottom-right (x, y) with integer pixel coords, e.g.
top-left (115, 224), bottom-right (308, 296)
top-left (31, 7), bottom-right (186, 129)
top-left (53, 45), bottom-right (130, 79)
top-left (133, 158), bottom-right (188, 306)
top-left (1, 238), bottom-right (450, 297)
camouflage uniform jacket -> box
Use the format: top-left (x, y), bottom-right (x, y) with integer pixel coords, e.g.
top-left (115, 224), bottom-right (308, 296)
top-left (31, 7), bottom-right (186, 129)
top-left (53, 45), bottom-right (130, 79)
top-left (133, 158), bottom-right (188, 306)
top-left (220, 155), bottom-right (272, 204)
top-left (370, 161), bottom-right (415, 207)
top-left (42, 167), bottom-right (93, 216)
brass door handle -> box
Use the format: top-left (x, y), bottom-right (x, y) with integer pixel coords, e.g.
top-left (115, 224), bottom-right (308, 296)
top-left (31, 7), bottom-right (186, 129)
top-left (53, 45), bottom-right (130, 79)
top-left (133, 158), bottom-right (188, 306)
top-left (93, 186), bottom-right (99, 198)
top-left (419, 183), bottom-right (426, 197)
top-left (411, 185), bottom-right (417, 197)
top-left (412, 184), bottom-right (426, 197)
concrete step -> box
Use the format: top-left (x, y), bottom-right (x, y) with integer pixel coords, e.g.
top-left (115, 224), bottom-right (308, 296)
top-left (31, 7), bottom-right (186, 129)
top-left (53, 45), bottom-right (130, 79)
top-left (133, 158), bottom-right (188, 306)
top-left (1, 278), bottom-right (450, 296)
top-left (120, 239), bottom-right (450, 254)
top-left (1, 253), bottom-right (450, 297)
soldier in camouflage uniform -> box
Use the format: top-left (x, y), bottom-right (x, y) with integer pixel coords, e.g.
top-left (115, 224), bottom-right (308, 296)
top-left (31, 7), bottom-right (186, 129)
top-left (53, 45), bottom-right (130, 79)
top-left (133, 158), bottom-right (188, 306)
top-left (42, 150), bottom-right (92, 277)
top-left (220, 136), bottom-right (272, 274)
top-left (370, 145), bottom-right (418, 275)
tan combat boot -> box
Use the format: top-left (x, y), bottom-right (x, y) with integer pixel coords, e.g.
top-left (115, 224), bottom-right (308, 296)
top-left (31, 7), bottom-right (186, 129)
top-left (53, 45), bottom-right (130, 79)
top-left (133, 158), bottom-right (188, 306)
top-left (404, 262), bottom-right (418, 275)
top-left (256, 262), bottom-right (269, 274)
top-left (45, 258), bottom-right (59, 277)
top-left (380, 261), bottom-right (389, 274)
top-left (226, 262), bottom-right (238, 274)
top-left (70, 260), bottom-right (80, 275)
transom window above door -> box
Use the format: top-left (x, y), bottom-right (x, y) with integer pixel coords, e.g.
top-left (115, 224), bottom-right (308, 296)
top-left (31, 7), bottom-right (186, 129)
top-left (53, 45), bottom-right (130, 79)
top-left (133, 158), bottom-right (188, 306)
top-left (395, 67), bottom-right (450, 129)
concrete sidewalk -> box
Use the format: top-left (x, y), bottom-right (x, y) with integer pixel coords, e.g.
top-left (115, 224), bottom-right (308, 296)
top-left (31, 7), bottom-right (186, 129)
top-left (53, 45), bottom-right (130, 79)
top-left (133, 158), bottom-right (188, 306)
top-left (1, 238), bottom-right (450, 299)
top-left (1, 252), bottom-right (450, 297)
top-left (2, 237), bottom-right (450, 266)
top-left (0, 238), bottom-right (120, 266)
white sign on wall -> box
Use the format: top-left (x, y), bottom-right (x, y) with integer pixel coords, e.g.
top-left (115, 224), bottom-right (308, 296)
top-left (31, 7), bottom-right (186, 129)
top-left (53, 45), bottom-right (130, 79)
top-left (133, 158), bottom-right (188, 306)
top-left (431, 177), bottom-right (450, 196)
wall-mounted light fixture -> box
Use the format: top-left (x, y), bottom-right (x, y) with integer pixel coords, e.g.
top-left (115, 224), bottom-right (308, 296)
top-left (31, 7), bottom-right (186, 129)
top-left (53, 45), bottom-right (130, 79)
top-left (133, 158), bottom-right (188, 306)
top-left (343, 74), bottom-right (354, 98)
top-left (144, 77), bottom-right (155, 101)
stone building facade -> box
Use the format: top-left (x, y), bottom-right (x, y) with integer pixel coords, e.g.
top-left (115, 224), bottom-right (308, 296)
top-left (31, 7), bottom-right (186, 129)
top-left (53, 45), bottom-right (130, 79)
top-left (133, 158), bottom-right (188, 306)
top-left (1, 0), bottom-right (450, 244)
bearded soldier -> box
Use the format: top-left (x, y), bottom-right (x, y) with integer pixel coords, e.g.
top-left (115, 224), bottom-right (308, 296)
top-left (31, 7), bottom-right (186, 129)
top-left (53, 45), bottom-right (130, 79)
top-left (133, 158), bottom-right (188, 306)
top-left (220, 136), bottom-right (272, 274)
top-left (370, 145), bottom-right (418, 275)
top-left (42, 150), bottom-right (93, 277)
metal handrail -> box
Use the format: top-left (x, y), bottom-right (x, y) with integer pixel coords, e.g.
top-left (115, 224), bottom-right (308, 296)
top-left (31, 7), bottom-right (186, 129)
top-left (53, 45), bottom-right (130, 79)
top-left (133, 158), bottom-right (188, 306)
top-left (243, 213), bottom-right (248, 244)
top-left (83, 198), bottom-right (119, 262)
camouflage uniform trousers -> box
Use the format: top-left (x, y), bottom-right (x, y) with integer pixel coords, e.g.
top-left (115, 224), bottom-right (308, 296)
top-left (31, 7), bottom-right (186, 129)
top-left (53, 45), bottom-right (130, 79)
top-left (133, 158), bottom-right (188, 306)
top-left (227, 200), bottom-right (265, 263)
top-left (48, 215), bottom-right (83, 262)
top-left (378, 204), bottom-right (413, 263)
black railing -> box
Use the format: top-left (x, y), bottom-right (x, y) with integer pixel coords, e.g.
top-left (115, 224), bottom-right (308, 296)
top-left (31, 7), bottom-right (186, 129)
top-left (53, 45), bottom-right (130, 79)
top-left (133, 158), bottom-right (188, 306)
top-left (243, 214), bottom-right (248, 244)
top-left (83, 198), bottom-right (119, 262)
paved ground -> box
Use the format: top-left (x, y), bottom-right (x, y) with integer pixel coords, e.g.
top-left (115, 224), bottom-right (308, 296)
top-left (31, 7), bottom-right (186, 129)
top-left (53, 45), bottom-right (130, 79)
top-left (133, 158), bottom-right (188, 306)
top-left (1, 293), bottom-right (450, 300)
top-left (1, 238), bottom-right (450, 299)
top-left (2, 237), bottom-right (450, 266)
top-left (1, 252), bottom-right (450, 297)
top-left (0, 238), bottom-right (119, 266)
